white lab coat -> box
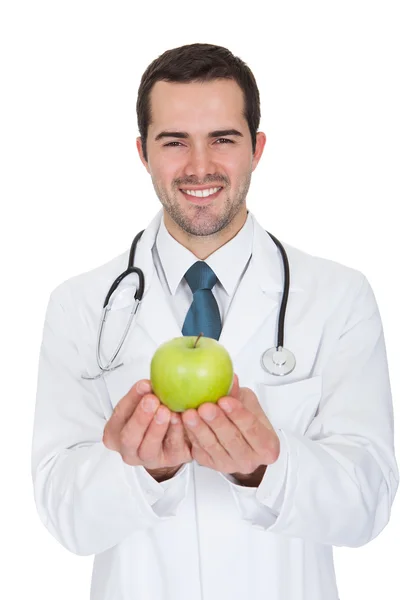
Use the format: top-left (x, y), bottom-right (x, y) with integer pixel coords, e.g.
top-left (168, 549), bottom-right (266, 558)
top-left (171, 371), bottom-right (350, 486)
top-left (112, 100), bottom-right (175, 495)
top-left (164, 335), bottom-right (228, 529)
top-left (32, 209), bottom-right (398, 600)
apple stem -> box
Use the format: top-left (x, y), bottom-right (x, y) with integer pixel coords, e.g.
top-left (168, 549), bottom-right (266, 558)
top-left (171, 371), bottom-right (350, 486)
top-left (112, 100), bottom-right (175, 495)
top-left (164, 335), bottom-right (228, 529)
top-left (194, 332), bottom-right (204, 348)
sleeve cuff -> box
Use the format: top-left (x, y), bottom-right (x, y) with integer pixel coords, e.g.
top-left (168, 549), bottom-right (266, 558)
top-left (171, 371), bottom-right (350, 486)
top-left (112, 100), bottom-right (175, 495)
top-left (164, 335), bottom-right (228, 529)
top-left (218, 430), bottom-right (289, 526)
top-left (255, 429), bottom-right (289, 512)
top-left (133, 462), bottom-right (191, 516)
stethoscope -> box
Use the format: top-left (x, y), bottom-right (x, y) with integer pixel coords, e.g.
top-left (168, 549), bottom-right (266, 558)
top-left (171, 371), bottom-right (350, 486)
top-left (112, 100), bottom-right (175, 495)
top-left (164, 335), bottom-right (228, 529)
top-left (82, 228), bottom-right (296, 380)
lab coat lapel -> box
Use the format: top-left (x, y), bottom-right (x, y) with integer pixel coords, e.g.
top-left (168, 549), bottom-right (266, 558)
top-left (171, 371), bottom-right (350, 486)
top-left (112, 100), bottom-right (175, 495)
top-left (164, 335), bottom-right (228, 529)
top-left (124, 208), bottom-right (183, 349)
top-left (218, 214), bottom-right (304, 361)
top-left (135, 263), bottom-right (183, 346)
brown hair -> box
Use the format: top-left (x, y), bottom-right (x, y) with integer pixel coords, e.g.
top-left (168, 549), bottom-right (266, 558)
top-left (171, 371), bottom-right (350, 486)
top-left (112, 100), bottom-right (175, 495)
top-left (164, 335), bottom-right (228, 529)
top-left (136, 43), bottom-right (261, 163)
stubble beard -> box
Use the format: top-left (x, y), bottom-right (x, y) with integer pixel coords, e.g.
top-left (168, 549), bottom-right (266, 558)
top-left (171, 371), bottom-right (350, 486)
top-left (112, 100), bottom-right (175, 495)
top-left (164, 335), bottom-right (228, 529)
top-left (153, 173), bottom-right (252, 238)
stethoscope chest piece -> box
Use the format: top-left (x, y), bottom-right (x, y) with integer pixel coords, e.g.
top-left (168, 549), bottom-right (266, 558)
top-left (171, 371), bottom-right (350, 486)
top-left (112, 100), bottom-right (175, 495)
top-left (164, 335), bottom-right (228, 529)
top-left (261, 346), bottom-right (296, 376)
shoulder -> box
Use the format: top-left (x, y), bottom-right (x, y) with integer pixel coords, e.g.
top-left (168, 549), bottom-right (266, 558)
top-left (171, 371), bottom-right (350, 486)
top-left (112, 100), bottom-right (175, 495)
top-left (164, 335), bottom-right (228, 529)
top-left (282, 240), bottom-right (377, 321)
top-left (47, 249), bottom-right (130, 311)
top-left (286, 240), bottom-right (365, 289)
top-left (251, 211), bottom-right (366, 299)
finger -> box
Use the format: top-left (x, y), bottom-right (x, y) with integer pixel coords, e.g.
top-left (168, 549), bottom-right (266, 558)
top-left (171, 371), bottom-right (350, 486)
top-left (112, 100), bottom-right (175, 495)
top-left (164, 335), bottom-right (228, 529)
top-left (185, 428), bottom-right (213, 467)
top-left (218, 397), bottom-right (278, 462)
top-left (137, 404), bottom-right (172, 467)
top-left (197, 402), bottom-right (252, 466)
top-left (169, 413), bottom-right (190, 448)
top-left (239, 387), bottom-right (274, 430)
top-left (164, 413), bottom-right (192, 464)
top-left (110, 379), bottom-right (153, 429)
top-left (182, 408), bottom-right (234, 469)
top-left (103, 380), bottom-right (153, 449)
top-left (118, 393), bottom-right (160, 458)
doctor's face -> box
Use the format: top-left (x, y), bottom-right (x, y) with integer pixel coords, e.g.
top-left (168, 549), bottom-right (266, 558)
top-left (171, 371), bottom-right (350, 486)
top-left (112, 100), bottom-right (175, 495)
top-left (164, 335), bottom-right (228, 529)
top-left (136, 79), bottom-right (266, 238)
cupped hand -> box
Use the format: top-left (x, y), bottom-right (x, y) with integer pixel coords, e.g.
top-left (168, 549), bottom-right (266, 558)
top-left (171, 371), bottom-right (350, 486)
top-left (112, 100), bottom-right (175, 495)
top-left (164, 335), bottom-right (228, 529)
top-left (103, 379), bottom-right (192, 471)
top-left (181, 374), bottom-right (280, 475)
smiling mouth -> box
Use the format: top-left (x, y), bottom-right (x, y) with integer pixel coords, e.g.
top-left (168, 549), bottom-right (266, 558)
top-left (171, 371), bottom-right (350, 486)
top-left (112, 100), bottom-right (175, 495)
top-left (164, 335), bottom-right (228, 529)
top-left (179, 187), bottom-right (223, 202)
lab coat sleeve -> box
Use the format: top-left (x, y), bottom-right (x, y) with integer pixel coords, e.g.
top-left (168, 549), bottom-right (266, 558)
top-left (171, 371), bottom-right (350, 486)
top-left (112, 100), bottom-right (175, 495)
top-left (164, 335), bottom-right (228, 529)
top-left (31, 286), bottom-right (191, 557)
top-left (218, 430), bottom-right (288, 529)
top-left (135, 462), bottom-right (191, 516)
top-left (219, 274), bottom-right (399, 546)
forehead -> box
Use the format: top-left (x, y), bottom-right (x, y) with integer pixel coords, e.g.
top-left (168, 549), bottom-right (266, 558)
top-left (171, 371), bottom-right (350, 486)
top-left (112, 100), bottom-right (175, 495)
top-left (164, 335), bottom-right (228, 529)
top-left (149, 79), bottom-right (246, 131)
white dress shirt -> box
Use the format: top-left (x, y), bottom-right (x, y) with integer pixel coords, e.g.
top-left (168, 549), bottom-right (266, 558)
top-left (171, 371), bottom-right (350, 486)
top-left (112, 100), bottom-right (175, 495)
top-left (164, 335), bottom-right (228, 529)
top-left (153, 209), bottom-right (253, 331)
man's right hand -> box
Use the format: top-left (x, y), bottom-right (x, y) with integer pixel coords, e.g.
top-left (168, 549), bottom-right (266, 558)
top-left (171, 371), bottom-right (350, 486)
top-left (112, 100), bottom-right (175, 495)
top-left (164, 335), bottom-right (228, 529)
top-left (102, 379), bottom-right (192, 479)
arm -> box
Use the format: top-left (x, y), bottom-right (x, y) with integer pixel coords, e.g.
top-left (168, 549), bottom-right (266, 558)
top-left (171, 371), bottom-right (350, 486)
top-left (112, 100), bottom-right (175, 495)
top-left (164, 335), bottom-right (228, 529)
top-left (31, 286), bottom-right (190, 557)
top-left (220, 275), bottom-right (399, 546)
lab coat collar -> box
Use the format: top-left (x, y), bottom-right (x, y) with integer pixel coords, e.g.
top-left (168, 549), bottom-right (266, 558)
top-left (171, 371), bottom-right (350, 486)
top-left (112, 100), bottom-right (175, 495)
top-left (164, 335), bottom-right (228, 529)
top-left (136, 208), bottom-right (304, 294)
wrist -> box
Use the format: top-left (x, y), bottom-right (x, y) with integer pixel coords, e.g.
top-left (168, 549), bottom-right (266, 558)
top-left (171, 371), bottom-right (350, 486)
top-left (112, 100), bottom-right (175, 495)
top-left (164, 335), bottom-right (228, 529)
top-left (145, 464), bottom-right (183, 482)
top-left (231, 464), bottom-right (267, 487)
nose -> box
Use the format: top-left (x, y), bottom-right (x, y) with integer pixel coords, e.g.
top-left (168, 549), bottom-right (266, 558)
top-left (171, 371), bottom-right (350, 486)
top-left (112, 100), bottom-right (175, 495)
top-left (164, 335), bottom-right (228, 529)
top-left (182, 144), bottom-right (218, 182)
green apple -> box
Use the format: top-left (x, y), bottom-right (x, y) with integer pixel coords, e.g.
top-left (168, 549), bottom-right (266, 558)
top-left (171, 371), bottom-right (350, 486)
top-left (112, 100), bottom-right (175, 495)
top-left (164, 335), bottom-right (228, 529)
top-left (150, 333), bottom-right (234, 412)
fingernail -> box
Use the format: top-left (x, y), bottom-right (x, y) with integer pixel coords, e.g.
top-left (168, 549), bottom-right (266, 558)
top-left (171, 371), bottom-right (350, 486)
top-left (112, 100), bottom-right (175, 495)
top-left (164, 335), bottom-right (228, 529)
top-left (154, 407), bottom-right (169, 424)
top-left (185, 414), bottom-right (199, 427)
top-left (171, 414), bottom-right (180, 425)
top-left (142, 396), bottom-right (158, 413)
top-left (219, 399), bottom-right (232, 413)
top-left (202, 405), bottom-right (217, 421)
top-left (138, 381), bottom-right (151, 395)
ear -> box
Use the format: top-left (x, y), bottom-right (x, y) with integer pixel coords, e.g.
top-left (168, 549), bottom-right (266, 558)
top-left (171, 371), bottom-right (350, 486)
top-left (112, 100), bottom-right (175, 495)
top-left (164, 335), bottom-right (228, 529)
top-left (136, 137), bottom-right (151, 173)
top-left (251, 131), bottom-right (267, 173)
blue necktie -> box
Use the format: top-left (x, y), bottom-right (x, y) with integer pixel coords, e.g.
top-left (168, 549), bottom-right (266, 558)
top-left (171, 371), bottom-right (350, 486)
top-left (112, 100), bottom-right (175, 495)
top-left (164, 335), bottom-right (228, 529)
top-left (182, 261), bottom-right (222, 340)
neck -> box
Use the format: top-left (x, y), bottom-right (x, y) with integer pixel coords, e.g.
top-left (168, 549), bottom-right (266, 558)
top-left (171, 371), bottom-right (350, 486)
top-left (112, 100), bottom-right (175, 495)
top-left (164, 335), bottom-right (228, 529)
top-left (163, 207), bottom-right (248, 260)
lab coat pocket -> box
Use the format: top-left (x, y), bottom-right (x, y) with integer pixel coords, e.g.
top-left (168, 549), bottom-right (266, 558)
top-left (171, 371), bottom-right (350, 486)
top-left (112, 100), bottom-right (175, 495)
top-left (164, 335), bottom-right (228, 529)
top-left (255, 375), bottom-right (322, 435)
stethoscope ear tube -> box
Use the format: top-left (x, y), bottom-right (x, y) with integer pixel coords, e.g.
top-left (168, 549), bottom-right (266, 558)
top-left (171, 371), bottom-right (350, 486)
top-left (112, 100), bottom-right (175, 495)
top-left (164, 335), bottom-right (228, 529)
top-left (260, 232), bottom-right (296, 376)
top-left (81, 234), bottom-right (146, 380)
top-left (97, 298), bottom-right (141, 372)
top-left (102, 227), bottom-right (146, 307)
top-left (103, 267), bottom-right (145, 308)
top-left (266, 231), bottom-right (290, 350)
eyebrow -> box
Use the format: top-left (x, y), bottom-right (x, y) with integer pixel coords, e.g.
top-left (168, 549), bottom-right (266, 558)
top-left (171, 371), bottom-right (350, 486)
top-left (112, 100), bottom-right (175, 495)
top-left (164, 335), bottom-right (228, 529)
top-left (154, 129), bottom-right (244, 142)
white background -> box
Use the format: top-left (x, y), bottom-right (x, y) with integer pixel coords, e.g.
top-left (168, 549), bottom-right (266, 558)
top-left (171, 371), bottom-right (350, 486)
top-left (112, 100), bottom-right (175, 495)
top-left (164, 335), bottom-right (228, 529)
top-left (1, 1), bottom-right (399, 598)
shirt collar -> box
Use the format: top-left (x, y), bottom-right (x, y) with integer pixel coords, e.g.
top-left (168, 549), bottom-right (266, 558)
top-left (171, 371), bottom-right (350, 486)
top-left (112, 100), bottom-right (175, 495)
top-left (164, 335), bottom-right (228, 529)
top-left (155, 211), bottom-right (254, 296)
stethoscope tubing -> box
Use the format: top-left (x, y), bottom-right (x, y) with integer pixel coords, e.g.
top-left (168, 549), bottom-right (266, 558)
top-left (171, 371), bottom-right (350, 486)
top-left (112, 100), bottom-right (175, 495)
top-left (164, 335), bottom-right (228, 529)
top-left (266, 232), bottom-right (290, 350)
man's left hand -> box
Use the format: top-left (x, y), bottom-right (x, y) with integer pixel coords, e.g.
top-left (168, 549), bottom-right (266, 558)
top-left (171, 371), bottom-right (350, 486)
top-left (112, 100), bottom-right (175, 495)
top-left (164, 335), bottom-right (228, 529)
top-left (181, 374), bottom-right (280, 475)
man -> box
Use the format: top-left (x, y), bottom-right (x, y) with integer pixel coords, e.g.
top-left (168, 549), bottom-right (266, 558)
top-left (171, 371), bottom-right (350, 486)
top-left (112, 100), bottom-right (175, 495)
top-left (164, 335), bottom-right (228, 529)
top-left (32, 43), bottom-right (398, 600)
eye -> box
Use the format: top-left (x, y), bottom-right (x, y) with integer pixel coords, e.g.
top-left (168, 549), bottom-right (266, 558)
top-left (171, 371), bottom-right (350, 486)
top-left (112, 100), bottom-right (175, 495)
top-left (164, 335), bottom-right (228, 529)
top-left (164, 141), bottom-right (183, 147)
top-left (164, 138), bottom-right (234, 147)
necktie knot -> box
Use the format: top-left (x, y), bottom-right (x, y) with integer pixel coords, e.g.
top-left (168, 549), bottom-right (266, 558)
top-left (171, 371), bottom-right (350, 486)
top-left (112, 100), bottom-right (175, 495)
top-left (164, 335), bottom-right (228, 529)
top-left (184, 261), bottom-right (218, 293)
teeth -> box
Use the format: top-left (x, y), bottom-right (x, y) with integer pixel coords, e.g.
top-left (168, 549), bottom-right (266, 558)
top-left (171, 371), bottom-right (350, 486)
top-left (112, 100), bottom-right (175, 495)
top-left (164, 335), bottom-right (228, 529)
top-left (182, 187), bottom-right (222, 198)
